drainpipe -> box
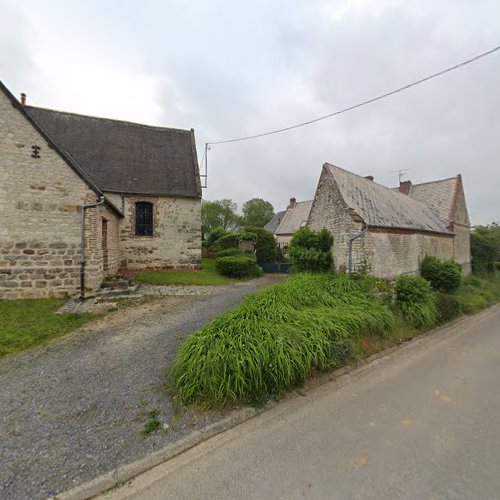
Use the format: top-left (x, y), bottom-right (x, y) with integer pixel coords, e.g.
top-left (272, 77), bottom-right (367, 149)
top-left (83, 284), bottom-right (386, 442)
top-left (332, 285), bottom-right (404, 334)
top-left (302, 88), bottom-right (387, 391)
top-left (348, 227), bottom-right (368, 277)
top-left (80, 196), bottom-right (105, 300)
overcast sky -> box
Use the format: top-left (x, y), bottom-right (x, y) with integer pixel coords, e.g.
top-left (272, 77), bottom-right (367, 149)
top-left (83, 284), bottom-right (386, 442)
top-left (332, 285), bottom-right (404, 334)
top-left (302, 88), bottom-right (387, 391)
top-left (1, 0), bottom-right (499, 224)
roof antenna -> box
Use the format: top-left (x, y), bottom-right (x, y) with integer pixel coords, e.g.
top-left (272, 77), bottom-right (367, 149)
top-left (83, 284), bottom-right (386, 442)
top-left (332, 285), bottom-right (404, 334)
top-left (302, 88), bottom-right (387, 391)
top-left (390, 168), bottom-right (411, 183)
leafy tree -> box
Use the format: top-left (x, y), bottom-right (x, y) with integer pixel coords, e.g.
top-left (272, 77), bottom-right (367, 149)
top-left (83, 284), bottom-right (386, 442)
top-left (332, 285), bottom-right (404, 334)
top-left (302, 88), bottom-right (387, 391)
top-left (202, 199), bottom-right (241, 237)
top-left (241, 198), bottom-right (275, 228)
top-left (471, 222), bottom-right (500, 273)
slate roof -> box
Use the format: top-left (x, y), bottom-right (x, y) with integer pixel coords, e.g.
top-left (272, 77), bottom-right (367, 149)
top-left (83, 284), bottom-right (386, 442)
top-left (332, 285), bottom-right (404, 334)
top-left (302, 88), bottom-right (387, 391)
top-left (264, 211), bottom-right (286, 233)
top-left (275, 201), bottom-right (313, 235)
top-left (326, 164), bottom-right (452, 234)
top-left (24, 106), bottom-right (201, 198)
top-left (405, 177), bottom-right (457, 225)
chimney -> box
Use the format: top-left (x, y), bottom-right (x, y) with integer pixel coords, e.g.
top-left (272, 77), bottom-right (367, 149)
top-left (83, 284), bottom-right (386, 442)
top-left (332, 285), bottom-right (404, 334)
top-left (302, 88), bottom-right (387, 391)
top-left (399, 180), bottom-right (412, 195)
top-left (365, 175), bottom-right (374, 181)
top-left (287, 197), bottom-right (297, 210)
top-left (20, 93), bottom-right (26, 106)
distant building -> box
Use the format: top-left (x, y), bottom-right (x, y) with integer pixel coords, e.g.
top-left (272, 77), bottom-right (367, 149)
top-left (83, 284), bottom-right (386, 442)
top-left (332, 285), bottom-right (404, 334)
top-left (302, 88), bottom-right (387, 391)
top-left (264, 198), bottom-right (313, 251)
top-left (308, 164), bottom-right (471, 277)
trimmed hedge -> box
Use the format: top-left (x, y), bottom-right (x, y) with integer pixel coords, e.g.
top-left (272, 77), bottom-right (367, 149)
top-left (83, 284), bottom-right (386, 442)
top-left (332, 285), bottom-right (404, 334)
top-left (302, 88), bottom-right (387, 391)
top-left (215, 248), bottom-right (241, 258)
top-left (395, 274), bottom-right (437, 329)
top-left (216, 254), bottom-right (261, 278)
top-left (420, 256), bottom-right (462, 293)
top-left (289, 227), bottom-right (333, 272)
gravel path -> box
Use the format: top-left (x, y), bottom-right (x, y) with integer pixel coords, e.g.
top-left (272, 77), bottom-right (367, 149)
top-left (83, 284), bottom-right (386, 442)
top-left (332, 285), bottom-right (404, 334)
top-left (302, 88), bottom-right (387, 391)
top-left (0, 275), bottom-right (285, 499)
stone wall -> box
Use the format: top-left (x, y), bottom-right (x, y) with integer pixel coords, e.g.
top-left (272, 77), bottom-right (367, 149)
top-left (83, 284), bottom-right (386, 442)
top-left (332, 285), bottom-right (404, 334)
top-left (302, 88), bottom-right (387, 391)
top-left (0, 90), bottom-right (92, 298)
top-left (117, 194), bottom-right (201, 270)
top-left (308, 167), bottom-right (364, 272)
top-left (451, 178), bottom-right (471, 274)
top-left (366, 229), bottom-right (455, 278)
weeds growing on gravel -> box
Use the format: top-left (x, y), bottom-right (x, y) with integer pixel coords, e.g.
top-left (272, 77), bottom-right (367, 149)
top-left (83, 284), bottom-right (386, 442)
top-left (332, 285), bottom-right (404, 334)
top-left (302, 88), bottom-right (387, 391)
top-left (171, 273), bottom-right (394, 407)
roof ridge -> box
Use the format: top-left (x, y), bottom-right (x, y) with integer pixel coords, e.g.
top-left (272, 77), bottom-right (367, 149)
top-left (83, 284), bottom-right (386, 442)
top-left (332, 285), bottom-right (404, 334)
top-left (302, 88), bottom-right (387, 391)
top-left (410, 176), bottom-right (458, 187)
top-left (24, 105), bottom-right (191, 134)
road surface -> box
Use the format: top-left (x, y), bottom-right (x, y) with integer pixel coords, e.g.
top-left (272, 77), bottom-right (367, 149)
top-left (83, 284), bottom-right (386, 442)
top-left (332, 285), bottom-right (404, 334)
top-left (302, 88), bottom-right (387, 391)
top-left (104, 304), bottom-right (500, 500)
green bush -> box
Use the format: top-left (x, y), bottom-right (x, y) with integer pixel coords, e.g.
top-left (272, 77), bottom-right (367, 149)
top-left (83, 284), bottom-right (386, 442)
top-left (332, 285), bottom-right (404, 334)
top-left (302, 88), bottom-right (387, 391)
top-left (215, 248), bottom-right (241, 258)
top-left (420, 256), bottom-right (462, 293)
top-left (457, 274), bottom-right (500, 314)
top-left (434, 292), bottom-right (462, 323)
top-left (244, 226), bottom-right (277, 263)
top-left (215, 254), bottom-right (261, 279)
top-left (210, 231), bottom-right (257, 252)
top-left (205, 228), bottom-right (230, 246)
top-left (171, 273), bottom-right (394, 407)
top-left (395, 274), bottom-right (437, 329)
top-left (289, 228), bottom-right (333, 272)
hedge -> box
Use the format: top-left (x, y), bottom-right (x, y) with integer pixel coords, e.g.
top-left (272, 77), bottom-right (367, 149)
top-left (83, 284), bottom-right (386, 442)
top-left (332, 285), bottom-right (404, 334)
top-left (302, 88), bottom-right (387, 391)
top-left (215, 254), bottom-right (261, 278)
top-left (420, 256), bottom-right (462, 293)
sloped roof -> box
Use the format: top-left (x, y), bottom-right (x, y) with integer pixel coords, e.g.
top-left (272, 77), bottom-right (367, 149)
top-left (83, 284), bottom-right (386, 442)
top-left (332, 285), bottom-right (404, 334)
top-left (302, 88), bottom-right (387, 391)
top-left (264, 211), bottom-right (286, 234)
top-left (326, 164), bottom-right (451, 234)
top-left (405, 177), bottom-right (457, 225)
top-left (24, 106), bottom-right (201, 198)
top-left (276, 201), bottom-right (313, 235)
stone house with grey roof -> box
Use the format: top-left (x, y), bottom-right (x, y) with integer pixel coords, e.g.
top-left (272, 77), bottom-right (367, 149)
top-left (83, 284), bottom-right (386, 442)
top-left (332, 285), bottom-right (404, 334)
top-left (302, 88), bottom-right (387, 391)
top-left (0, 81), bottom-right (201, 299)
top-left (264, 198), bottom-right (313, 251)
top-left (308, 164), bottom-right (471, 277)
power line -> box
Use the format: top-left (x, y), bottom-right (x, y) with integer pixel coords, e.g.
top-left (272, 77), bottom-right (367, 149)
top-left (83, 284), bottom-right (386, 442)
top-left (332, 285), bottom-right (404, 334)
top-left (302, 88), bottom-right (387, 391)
top-left (207, 44), bottom-right (500, 146)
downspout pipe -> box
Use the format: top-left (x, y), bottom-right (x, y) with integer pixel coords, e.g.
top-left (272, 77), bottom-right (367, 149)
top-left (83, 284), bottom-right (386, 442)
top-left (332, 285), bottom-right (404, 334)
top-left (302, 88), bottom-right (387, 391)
top-left (80, 196), bottom-right (105, 300)
top-left (348, 227), bottom-right (368, 277)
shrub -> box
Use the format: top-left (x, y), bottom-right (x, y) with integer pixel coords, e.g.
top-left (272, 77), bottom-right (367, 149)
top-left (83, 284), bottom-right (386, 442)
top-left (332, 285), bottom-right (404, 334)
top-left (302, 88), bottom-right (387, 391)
top-left (395, 275), bottom-right (437, 329)
top-left (244, 226), bottom-right (277, 263)
top-left (171, 273), bottom-right (394, 407)
top-left (434, 292), bottom-right (462, 323)
top-left (289, 228), bottom-right (333, 272)
top-left (210, 231), bottom-right (257, 252)
top-left (457, 274), bottom-right (500, 314)
top-left (420, 256), bottom-right (462, 293)
top-left (215, 255), bottom-right (261, 279)
top-left (215, 248), bottom-right (241, 258)
top-left (205, 228), bottom-right (230, 246)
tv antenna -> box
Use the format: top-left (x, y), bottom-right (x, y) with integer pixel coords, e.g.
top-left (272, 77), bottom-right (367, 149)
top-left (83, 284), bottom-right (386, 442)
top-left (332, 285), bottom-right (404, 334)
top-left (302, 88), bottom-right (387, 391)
top-left (391, 168), bottom-right (411, 183)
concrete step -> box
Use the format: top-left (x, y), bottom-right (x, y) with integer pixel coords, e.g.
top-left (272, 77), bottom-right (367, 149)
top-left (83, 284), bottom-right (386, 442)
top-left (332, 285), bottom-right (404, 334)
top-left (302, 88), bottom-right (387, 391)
top-left (95, 292), bottom-right (144, 303)
top-left (100, 279), bottom-right (132, 289)
top-left (95, 285), bottom-right (141, 299)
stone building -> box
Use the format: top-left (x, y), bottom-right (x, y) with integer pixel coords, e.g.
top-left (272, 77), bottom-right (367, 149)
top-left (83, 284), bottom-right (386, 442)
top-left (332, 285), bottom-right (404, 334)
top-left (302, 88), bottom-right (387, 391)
top-left (264, 198), bottom-right (313, 251)
top-left (308, 163), bottom-right (471, 277)
top-left (0, 81), bottom-right (202, 299)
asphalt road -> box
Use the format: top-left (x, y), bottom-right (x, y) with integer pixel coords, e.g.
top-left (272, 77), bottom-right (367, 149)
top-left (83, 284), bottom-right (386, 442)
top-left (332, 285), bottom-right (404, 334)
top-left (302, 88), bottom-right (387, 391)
top-left (105, 304), bottom-right (500, 500)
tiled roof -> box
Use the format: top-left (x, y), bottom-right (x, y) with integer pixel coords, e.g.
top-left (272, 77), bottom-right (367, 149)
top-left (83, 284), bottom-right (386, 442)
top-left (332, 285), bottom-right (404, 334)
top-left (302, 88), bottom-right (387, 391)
top-left (326, 164), bottom-right (451, 234)
top-left (405, 178), bottom-right (457, 225)
top-left (276, 201), bottom-right (313, 235)
top-left (24, 106), bottom-right (201, 198)
top-left (264, 211), bottom-right (286, 234)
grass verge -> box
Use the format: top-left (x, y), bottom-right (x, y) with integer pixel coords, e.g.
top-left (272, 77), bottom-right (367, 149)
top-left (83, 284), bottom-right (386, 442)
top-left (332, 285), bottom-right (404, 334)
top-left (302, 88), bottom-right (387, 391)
top-left (135, 258), bottom-right (240, 286)
top-left (0, 298), bottom-right (96, 357)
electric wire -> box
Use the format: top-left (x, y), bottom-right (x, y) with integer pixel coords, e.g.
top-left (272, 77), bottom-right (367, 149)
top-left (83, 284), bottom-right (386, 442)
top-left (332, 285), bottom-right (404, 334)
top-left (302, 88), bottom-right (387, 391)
top-left (207, 44), bottom-right (500, 146)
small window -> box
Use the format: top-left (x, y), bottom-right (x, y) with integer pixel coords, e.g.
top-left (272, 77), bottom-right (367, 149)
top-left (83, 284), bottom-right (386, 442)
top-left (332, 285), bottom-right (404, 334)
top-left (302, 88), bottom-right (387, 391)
top-left (135, 202), bottom-right (153, 236)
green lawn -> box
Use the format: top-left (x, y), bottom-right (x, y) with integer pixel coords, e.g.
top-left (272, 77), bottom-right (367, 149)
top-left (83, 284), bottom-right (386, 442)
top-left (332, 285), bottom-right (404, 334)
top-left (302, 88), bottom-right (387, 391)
top-left (0, 298), bottom-right (95, 357)
top-left (135, 258), bottom-right (237, 286)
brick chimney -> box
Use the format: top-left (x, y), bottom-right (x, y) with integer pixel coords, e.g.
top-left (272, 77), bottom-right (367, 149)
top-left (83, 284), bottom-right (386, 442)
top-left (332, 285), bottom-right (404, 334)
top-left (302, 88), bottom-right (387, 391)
top-left (365, 175), bottom-right (374, 181)
top-left (287, 197), bottom-right (297, 210)
top-left (399, 180), bottom-right (412, 195)
top-left (20, 93), bottom-right (26, 106)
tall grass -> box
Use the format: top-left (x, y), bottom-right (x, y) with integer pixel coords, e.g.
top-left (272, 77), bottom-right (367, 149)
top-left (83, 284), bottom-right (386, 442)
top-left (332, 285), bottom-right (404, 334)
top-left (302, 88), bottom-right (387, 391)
top-left (172, 273), bottom-right (394, 407)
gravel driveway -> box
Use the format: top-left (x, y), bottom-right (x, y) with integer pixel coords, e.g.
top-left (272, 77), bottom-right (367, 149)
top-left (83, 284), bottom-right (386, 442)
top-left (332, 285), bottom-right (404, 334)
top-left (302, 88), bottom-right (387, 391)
top-left (0, 275), bottom-right (285, 499)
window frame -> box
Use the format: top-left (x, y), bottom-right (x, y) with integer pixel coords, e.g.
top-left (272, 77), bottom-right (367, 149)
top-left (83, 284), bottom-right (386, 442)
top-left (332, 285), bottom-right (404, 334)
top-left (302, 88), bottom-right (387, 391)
top-left (135, 201), bottom-right (154, 237)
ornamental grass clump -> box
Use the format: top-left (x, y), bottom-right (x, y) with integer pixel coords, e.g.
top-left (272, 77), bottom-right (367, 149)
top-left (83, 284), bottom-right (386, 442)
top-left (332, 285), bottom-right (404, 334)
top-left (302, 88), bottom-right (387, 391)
top-left (395, 274), bottom-right (437, 329)
top-left (171, 273), bottom-right (394, 407)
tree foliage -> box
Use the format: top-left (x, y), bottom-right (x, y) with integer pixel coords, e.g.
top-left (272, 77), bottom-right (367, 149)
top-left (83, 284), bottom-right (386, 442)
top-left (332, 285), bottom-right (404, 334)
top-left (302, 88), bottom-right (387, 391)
top-left (244, 225), bottom-right (277, 263)
top-left (202, 199), bottom-right (241, 237)
top-left (471, 222), bottom-right (500, 273)
top-left (241, 198), bottom-right (275, 228)
top-left (288, 227), bottom-right (333, 272)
